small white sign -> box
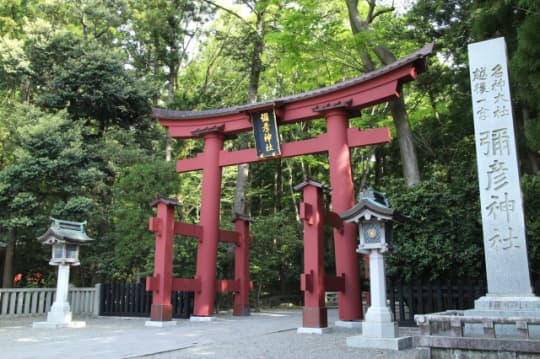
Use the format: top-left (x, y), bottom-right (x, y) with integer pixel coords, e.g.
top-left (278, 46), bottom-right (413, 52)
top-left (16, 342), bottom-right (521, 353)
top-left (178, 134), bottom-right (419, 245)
top-left (468, 37), bottom-right (532, 296)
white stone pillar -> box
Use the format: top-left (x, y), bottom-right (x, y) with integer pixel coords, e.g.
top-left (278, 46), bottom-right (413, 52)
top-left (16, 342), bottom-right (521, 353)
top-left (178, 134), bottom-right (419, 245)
top-left (47, 264), bottom-right (72, 324)
top-left (362, 250), bottom-right (397, 337)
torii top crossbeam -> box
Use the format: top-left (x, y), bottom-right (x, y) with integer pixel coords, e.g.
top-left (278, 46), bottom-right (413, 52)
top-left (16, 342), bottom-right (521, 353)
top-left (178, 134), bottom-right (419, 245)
top-left (154, 43), bottom-right (433, 139)
top-left (153, 44), bottom-right (433, 173)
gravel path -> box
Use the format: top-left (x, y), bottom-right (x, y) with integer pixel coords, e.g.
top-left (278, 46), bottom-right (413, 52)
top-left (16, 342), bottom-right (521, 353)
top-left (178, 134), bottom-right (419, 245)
top-left (0, 309), bottom-right (421, 359)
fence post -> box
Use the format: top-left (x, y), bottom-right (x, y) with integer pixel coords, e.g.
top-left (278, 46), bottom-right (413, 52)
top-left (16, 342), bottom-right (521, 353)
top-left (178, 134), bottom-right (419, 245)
top-left (94, 283), bottom-right (102, 316)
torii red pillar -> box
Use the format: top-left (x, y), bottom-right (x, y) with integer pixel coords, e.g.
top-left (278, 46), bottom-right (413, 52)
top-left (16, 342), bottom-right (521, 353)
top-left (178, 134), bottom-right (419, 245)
top-left (233, 216), bottom-right (251, 316)
top-left (147, 197), bottom-right (178, 322)
top-left (297, 181), bottom-right (328, 330)
top-left (193, 129), bottom-right (224, 317)
top-left (324, 107), bottom-right (362, 321)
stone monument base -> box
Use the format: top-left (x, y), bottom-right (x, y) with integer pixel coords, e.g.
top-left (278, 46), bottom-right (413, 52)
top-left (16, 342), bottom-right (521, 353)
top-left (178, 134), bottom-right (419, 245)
top-left (415, 311), bottom-right (540, 357)
top-left (346, 335), bottom-right (412, 350)
top-left (464, 295), bottom-right (540, 337)
top-left (466, 295), bottom-right (540, 317)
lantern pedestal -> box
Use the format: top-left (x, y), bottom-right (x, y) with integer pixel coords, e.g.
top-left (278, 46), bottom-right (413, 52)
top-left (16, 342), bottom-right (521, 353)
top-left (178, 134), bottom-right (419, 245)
top-left (363, 251), bottom-right (397, 336)
top-left (346, 250), bottom-right (411, 350)
top-left (33, 264), bottom-right (86, 329)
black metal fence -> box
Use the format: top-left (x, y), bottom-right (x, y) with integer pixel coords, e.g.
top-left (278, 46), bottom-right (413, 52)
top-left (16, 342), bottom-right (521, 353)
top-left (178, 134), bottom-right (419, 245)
top-left (100, 282), bottom-right (193, 318)
top-left (388, 279), bottom-right (540, 327)
top-left (100, 279), bottom-right (540, 325)
top-left (387, 280), bottom-right (487, 326)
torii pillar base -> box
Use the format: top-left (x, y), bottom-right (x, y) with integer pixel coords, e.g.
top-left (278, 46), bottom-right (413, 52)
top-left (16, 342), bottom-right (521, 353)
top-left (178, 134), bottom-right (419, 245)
top-left (190, 316), bottom-right (217, 322)
top-left (145, 320), bottom-right (177, 328)
top-left (335, 320), bottom-right (362, 329)
top-left (297, 326), bottom-right (333, 335)
top-left (33, 321), bottom-right (86, 329)
top-left (150, 303), bottom-right (173, 321)
top-left (145, 304), bottom-right (177, 327)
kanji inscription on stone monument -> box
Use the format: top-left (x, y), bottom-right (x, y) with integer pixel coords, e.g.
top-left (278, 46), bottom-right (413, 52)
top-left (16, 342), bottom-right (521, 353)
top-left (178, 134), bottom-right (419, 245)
top-left (468, 37), bottom-right (532, 296)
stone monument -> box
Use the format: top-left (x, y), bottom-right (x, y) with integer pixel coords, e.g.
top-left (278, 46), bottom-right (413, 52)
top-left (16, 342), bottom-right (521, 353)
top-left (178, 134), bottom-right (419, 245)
top-left (468, 36), bottom-right (540, 318)
top-left (413, 39), bottom-right (540, 357)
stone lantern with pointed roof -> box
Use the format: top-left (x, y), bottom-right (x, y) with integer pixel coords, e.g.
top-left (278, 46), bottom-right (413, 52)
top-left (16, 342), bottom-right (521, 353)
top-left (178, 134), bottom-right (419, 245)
top-left (37, 218), bottom-right (94, 266)
top-left (340, 186), bottom-right (406, 254)
top-left (340, 186), bottom-right (411, 350)
top-left (33, 218), bottom-right (94, 329)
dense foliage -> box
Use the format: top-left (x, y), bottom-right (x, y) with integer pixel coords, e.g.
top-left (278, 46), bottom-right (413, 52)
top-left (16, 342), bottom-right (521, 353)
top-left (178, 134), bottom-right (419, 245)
top-left (1, 1), bottom-right (540, 309)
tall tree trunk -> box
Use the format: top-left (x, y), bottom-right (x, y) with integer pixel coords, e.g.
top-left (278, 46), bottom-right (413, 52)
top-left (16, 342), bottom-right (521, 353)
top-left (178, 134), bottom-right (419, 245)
top-left (165, 65), bottom-right (176, 162)
top-left (2, 237), bottom-right (14, 288)
top-left (233, 9), bottom-right (266, 218)
top-left (233, 163), bottom-right (250, 216)
top-left (285, 160), bottom-right (300, 221)
top-left (345, 0), bottom-right (421, 187)
top-left (390, 95), bottom-right (421, 187)
top-left (273, 159), bottom-right (282, 214)
top-left (521, 107), bottom-right (540, 173)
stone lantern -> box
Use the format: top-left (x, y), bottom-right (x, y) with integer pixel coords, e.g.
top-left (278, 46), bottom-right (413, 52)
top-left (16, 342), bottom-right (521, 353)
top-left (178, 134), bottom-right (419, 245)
top-left (345, 187), bottom-right (403, 254)
top-left (33, 218), bottom-right (94, 328)
top-left (339, 187), bottom-right (411, 350)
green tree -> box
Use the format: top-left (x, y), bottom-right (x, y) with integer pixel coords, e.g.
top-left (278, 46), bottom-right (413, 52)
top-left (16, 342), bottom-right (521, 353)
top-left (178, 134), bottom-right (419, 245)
top-left (384, 177), bottom-right (484, 281)
top-left (127, 0), bottom-right (206, 104)
top-left (344, 0), bottom-right (423, 188)
top-left (33, 37), bottom-right (154, 136)
top-left (410, 0), bottom-right (540, 175)
top-left (0, 35), bottom-right (31, 102)
top-left (0, 0), bottom-right (38, 37)
top-left (100, 158), bottom-right (178, 280)
top-left (0, 105), bottom-right (108, 287)
top-left (126, 0), bottom-right (209, 159)
top-left (249, 209), bottom-right (302, 308)
top-left (199, 1), bottom-right (285, 220)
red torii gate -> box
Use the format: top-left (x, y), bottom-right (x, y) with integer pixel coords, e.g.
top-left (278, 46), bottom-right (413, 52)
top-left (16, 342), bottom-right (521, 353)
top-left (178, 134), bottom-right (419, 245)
top-left (148, 43), bottom-right (432, 322)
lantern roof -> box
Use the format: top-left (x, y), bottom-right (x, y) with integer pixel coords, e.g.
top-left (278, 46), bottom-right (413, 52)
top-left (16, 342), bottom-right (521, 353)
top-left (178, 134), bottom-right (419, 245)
top-left (340, 186), bottom-right (407, 223)
top-left (37, 218), bottom-right (95, 245)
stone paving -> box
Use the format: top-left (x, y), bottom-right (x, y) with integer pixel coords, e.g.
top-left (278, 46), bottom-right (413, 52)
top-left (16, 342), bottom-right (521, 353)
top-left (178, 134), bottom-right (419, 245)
top-left (0, 309), bottom-right (421, 359)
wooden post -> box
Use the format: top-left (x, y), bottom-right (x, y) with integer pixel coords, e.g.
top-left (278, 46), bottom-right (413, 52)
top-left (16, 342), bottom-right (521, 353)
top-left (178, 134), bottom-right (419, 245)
top-left (193, 131), bottom-right (224, 317)
top-left (233, 217), bottom-right (251, 316)
top-left (297, 181), bottom-right (328, 329)
top-left (147, 198), bottom-right (177, 322)
top-left (324, 107), bottom-right (362, 321)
